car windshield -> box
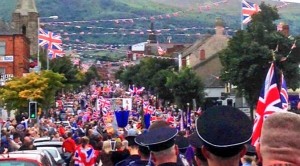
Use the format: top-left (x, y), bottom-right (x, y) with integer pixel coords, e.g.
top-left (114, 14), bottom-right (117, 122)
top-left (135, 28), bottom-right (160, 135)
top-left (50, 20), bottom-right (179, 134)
top-left (0, 161), bottom-right (38, 166)
top-left (43, 149), bottom-right (58, 158)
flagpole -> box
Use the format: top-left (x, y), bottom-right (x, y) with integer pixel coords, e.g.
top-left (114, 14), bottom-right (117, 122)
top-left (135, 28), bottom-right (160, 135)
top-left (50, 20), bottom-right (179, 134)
top-left (241, 0), bottom-right (244, 30)
top-left (47, 50), bottom-right (49, 70)
top-left (37, 17), bottom-right (41, 72)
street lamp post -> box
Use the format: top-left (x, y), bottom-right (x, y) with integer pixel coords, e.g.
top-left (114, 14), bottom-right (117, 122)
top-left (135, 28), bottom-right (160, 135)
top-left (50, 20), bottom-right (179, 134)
top-left (37, 15), bottom-right (59, 72)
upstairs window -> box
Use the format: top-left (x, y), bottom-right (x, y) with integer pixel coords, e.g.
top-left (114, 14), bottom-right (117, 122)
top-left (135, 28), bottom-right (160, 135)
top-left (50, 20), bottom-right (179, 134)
top-left (0, 42), bottom-right (5, 55)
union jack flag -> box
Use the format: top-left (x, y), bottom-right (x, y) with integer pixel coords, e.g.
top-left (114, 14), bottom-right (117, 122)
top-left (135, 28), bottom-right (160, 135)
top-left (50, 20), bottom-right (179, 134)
top-left (143, 102), bottom-right (154, 115)
top-left (74, 145), bottom-right (97, 166)
top-left (242, 0), bottom-right (261, 24)
top-left (38, 28), bottom-right (63, 50)
top-left (280, 74), bottom-right (288, 111)
top-left (48, 46), bottom-right (65, 59)
top-left (252, 63), bottom-right (287, 146)
top-left (129, 85), bottom-right (145, 96)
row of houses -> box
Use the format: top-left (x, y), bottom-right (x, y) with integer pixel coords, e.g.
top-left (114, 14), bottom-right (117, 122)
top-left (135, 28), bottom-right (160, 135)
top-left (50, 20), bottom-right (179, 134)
top-left (128, 18), bottom-right (238, 108)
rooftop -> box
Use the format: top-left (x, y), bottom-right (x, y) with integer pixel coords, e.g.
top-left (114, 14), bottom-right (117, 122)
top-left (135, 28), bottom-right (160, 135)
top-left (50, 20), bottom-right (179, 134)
top-left (14, 0), bottom-right (38, 16)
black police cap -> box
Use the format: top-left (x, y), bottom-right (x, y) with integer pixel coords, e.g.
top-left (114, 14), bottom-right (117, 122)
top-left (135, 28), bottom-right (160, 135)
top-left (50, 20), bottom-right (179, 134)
top-left (135, 126), bottom-right (178, 152)
top-left (188, 132), bottom-right (203, 148)
top-left (196, 106), bottom-right (252, 157)
top-left (175, 136), bottom-right (189, 150)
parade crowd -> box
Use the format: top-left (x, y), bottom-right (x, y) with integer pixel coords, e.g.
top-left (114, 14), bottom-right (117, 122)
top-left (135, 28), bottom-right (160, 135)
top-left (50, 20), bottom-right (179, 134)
top-left (1, 81), bottom-right (300, 166)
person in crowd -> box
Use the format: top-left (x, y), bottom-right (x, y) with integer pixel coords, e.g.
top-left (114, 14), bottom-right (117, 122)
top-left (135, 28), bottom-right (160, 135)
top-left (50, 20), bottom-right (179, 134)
top-left (10, 133), bottom-right (21, 151)
top-left (240, 144), bottom-right (257, 166)
top-left (63, 131), bottom-right (76, 166)
top-left (111, 139), bottom-right (130, 165)
top-left (174, 135), bottom-right (190, 166)
top-left (99, 140), bottom-right (114, 166)
top-left (135, 121), bottom-right (179, 166)
top-left (188, 133), bottom-right (208, 166)
top-left (194, 106), bottom-right (252, 166)
top-left (127, 140), bottom-right (155, 166)
top-left (51, 132), bottom-right (63, 141)
top-left (0, 138), bottom-right (8, 154)
top-left (73, 136), bottom-right (98, 166)
top-left (18, 136), bottom-right (37, 150)
top-left (258, 112), bottom-right (300, 166)
top-left (1, 130), bottom-right (10, 149)
top-left (116, 134), bottom-right (141, 166)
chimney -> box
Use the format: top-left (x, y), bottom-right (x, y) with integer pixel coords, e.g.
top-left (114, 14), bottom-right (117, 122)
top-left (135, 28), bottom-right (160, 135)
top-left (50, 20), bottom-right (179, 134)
top-left (215, 17), bottom-right (224, 35)
top-left (282, 24), bottom-right (289, 37)
top-left (199, 49), bottom-right (206, 60)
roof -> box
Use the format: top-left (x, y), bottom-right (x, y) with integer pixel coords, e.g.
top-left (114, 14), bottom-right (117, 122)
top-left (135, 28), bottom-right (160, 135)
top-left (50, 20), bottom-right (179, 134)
top-left (193, 53), bottom-right (224, 87)
top-left (14, 0), bottom-right (38, 15)
top-left (144, 43), bottom-right (192, 56)
top-left (0, 20), bottom-right (20, 35)
top-left (0, 151), bottom-right (43, 161)
top-left (181, 34), bottom-right (212, 58)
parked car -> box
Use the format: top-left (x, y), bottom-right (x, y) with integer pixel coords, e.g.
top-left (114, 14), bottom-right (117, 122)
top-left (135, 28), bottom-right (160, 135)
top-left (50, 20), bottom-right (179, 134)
top-left (37, 146), bottom-right (65, 164)
top-left (33, 141), bottom-right (63, 155)
top-left (33, 137), bottom-right (51, 143)
top-left (0, 150), bottom-right (64, 166)
top-left (54, 121), bottom-right (71, 128)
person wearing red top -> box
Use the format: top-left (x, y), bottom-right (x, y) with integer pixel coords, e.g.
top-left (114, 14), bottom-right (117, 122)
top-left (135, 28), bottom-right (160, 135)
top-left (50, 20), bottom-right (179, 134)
top-left (63, 132), bottom-right (76, 166)
top-left (58, 123), bottom-right (66, 137)
top-left (63, 132), bottom-right (76, 154)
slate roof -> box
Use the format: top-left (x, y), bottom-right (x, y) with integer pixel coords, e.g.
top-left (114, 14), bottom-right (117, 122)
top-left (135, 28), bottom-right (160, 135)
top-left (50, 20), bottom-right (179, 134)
top-left (0, 20), bottom-right (20, 35)
top-left (14, 0), bottom-right (38, 16)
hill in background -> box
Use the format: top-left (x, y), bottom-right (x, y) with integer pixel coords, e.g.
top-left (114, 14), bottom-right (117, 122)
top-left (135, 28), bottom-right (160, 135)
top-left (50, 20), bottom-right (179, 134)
top-left (0, 0), bottom-right (299, 48)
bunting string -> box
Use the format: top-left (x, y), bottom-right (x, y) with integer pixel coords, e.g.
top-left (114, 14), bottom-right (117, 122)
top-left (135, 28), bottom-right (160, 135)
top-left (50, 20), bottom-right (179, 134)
top-left (41, 0), bottom-right (230, 26)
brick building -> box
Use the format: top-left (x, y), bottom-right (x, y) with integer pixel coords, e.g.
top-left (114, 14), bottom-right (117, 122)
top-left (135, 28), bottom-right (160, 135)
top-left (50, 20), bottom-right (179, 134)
top-left (0, 21), bottom-right (30, 82)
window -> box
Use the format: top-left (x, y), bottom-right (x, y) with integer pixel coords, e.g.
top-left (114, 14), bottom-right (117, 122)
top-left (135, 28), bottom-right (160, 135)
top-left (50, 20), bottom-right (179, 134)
top-left (0, 42), bottom-right (5, 55)
top-left (0, 67), bottom-right (5, 74)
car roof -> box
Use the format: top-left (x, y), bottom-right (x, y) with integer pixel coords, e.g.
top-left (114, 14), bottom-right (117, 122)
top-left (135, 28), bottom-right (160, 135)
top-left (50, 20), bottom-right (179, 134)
top-left (33, 141), bottom-right (63, 146)
top-left (0, 158), bottom-right (40, 165)
top-left (36, 146), bottom-right (59, 150)
top-left (33, 137), bottom-right (51, 143)
top-left (54, 121), bottom-right (70, 123)
top-left (0, 150), bottom-right (45, 161)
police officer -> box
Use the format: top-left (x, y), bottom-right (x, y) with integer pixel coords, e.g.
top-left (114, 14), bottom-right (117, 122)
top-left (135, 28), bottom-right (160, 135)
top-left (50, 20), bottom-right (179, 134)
top-left (174, 136), bottom-right (190, 166)
top-left (115, 134), bottom-right (140, 166)
top-left (195, 106), bottom-right (252, 166)
top-left (135, 122), bottom-right (179, 166)
top-left (188, 133), bottom-right (208, 166)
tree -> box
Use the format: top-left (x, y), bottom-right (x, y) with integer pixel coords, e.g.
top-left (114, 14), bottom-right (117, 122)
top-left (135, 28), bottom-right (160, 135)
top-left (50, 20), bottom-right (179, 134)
top-left (166, 68), bottom-right (205, 109)
top-left (50, 56), bottom-right (80, 91)
top-left (82, 65), bottom-right (101, 85)
top-left (116, 57), bottom-right (177, 89)
top-left (0, 71), bottom-right (65, 112)
top-left (151, 70), bottom-right (175, 104)
top-left (219, 2), bottom-right (300, 120)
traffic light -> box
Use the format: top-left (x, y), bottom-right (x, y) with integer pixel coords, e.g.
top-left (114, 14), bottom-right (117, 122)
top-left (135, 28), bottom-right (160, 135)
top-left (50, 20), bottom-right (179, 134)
top-left (29, 101), bottom-right (37, 119)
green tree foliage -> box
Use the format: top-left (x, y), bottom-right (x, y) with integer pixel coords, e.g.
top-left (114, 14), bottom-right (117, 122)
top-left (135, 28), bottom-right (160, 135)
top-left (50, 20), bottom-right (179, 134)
top-left (49, 56), bottom-right (80, 91)
top-left (116, 59), bottom-right (205, 108)
top-left (219, 2), bottom-right (300, 116)
top-left (151, 70), bottom-right (174, 102)
top-left (166, 68), bottom-right (205, 109)
top-left (117, 58), bottom-right (177, 89)
top-left (0, 71), bottom-right (65, 111)
top-left (82, 65), bottom-right (101, 85)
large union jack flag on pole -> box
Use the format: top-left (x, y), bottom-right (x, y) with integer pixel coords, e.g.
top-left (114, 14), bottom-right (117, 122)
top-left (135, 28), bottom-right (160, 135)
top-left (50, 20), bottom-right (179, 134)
top-left (39, 28), bottom-right (64, 59)
top-left (242, 0), bottom-right (261, 24)
top-left (39, 28), bottom-right (63, 50)
top-left (251, 63), bottom-right (288, 146)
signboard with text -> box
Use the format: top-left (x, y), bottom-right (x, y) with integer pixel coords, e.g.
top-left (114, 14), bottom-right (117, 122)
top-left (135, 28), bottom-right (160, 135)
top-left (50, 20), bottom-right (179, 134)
top-left (0, 56), bottom-right (14, 62)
